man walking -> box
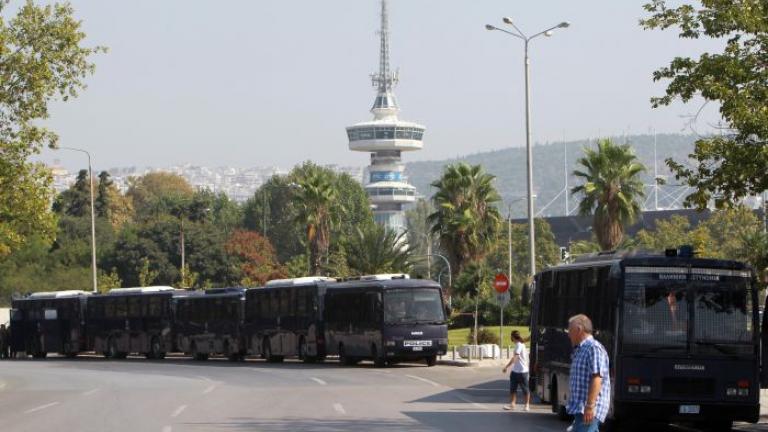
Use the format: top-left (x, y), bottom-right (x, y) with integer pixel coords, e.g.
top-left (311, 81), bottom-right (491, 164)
top-left (566, 314), bottom-right (611, 431)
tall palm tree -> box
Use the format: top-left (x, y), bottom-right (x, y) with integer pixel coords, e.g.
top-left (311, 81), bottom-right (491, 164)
top-left (571, 139), bottom-right (646, 251)
top-left (293, 169), bottom-right (339, 275)
top-left (346, 224), bottom-right (411, 275)
top-left (428, 163), bottom-right (502, 292)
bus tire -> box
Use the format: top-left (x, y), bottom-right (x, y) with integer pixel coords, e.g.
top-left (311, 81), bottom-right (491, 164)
top-left (191, 342), bottom-right (207, 361)
top-left (299, 338), bottom-right (315, 363)
top-left (425, 355), bottom-right (437, 367)
top-left (148, 336), bottom-right (163, 360)
top-left (371, 344), bottom-right (386, 368)
top-left (339, 344), bottom-right (353, 366)
top-left (108, 337), bottom-right (119, 359)
top-left (551, 378), bottom-right (569, 421)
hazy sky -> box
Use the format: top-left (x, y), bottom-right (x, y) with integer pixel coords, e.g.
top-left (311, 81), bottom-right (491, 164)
top-left (36, 0), bottom-right (724, 171)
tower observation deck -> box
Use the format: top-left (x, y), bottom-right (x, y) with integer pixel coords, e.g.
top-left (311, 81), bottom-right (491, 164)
top-left (346, 0), bottom-right (425, 232)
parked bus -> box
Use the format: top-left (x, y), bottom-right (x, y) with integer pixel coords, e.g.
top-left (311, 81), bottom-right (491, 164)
top-left (530, 248), bottom-right (767, 430)
top-left (323, 275), bottom-right (448, 367)
top-left (86, 287), bottom-right (178, 359)
top-left (173, 288), bottom-right (246, 361)
top-left (243, 277), bottom-right (335, 363)
top-left (9, 291), bottom-right (91, 358)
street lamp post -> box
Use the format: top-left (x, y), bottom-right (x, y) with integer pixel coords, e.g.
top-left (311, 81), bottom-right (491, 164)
top-left (486, 18), bottom-right (570, 280)
top-left (57, 147), bottom-right (98, 293)
top-left (414, 253), bottom-right (451, 294)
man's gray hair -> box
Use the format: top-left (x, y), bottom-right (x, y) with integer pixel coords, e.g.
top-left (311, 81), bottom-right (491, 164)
top-left (568, 314), bottom-right (594, 334)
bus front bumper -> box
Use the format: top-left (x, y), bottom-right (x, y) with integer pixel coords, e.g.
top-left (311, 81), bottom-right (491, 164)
top-left (614, 400), bottom-right (760, 424)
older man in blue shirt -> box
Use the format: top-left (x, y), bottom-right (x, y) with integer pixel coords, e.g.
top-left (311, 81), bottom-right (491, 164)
top-left (567, 314), bottom-right (611, 432)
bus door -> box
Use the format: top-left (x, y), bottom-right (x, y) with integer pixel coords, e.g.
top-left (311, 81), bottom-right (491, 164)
top-left (762, 294), bottom-right (768, 388)
top-left (40, 308), bottom-right (63, 352)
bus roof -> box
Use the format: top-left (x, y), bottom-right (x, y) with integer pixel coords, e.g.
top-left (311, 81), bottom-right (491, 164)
top-left (545, 250), bottom-right (750, 273)
top-left (329, 278), bottom-right (441, 290)
top-left (265, 277), bottom-right (336, 287)
top-left (106, 286), bottom-right (178, 295)
top-left (26, 290), bottom-right (91, 299)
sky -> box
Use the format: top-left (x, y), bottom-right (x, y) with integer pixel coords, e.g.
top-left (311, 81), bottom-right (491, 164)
top-left (33, 0), bottom-right (725, 171)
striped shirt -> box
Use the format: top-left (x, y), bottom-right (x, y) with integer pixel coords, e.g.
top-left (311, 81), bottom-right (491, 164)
top-left (566, 336), bottom-right (611, 423)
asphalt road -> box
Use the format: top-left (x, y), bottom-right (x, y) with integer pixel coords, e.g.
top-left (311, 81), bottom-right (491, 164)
top-left (0, 356), bottom-right (765, 432)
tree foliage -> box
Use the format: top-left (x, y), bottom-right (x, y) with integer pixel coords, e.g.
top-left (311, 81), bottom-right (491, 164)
top-left (642, 0), bottom-right (768, 208)
top-left (225, 229), bottom-right (286, 287)
top-left (572, 139), bottom-right (646, 251)
top-left (345, 224), bottom-right (411, 276)
top-left (428, 163), bottom-right (502, 290)
top-left (0, 1), bottom-right (104, 257)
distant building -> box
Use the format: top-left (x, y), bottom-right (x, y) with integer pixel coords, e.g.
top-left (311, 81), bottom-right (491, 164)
top-left (346, 0), bottom-right (425, 233)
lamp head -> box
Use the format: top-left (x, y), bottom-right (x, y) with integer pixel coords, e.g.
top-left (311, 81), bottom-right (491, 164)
top-left (544, 30), bottom-right (553, 37)
top-left (485, 24), bottom-right (496, 31)
top-left (502, 17), bottom-right (513, 25)
top-left (558, 21), bottom-right (571, 28)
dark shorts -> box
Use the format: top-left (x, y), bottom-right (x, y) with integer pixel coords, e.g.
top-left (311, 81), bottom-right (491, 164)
top-left (509, 371), bottom-right (530, 394)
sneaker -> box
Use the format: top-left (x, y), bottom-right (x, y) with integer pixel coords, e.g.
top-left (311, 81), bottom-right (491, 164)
top-left (502, 405), bottom-right (516, 411)
top-left (524, 404), bottom-right (530, 412)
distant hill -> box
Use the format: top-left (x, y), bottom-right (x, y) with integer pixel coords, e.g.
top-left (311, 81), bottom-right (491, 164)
top-left (404, 134), bottom-right (698, 218)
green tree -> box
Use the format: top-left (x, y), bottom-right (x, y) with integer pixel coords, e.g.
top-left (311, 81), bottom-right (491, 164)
top-left (428, 163), bottom-right (502, 290)
top-left (0, 1), bottom-right (104, 257)
top-left (52, 169), bottom-right (90, 217)
top-left (571, 139), bottom-right (646, 251)
top-left (642, 1), bottom-right (768, 208)
top-left (126, 172), bottom-right (195, 221)
top-left (406, 199), bottom-right (439, 277)
top-left (293, 167), bottom-right (339, 275)
top-left (345, 224), bottom-right (412, 276)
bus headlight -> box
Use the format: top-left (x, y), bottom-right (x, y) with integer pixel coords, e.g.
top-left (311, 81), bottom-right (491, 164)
top-left (437, 338), bottom-right (448, 345)
top-left (726, 388), bottom-right (738, 396)
top-left (628, 385), bottom-right (639, 393)
top-left (640, 386), bottom-right (651, 394)
top-left (738, 388), bottom-right (749, 396)
top-left (385, 340), bottom-right (396, 347)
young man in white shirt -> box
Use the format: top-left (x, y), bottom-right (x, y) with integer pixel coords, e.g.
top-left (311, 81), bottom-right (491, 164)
top-left (502, 330), bottom-right (530, 411)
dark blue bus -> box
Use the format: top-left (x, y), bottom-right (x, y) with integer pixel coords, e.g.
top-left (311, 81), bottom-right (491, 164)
top-left (9, 291), bottom-right (91, 358)
top-left (172, 288), bottom-right (246, 361)
top-left (530, 248), bottom-right (766, 430)
top-left (323, 275), bottom-right (448, 367)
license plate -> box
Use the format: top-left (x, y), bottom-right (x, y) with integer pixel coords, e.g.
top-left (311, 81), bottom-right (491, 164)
top-left (412, 346), bottom-right (423, 351)
top-left (679, 405), bottom-right (700, 414)
top-left (404, 340), bottom-right (432, 347)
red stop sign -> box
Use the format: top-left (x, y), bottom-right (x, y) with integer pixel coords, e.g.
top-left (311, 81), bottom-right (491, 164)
top-left (494, 273), bottom-right (510, 293)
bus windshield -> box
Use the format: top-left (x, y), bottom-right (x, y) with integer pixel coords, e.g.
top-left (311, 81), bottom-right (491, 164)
top-left (622, 267), bottom-right (755, 356)
top-left (384, 288), bottom-right (444, 324)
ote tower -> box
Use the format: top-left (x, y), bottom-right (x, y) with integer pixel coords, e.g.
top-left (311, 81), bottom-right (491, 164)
top-left (346, 0), bottom-right (426, 232)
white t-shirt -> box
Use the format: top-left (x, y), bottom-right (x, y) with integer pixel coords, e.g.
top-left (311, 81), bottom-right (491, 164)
top-left (512, 341), bottom-right (529, 373)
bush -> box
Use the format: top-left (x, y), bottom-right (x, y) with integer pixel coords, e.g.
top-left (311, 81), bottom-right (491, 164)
top-left (467, 327), bottom-right (499, 345)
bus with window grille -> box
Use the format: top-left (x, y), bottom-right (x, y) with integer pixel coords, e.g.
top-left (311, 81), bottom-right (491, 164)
top-left (243, 277), bottom-right (335, 363)
top-left (173, 287), bottom-right (246, 361)
top-left (86, 287), bottom-right (179, 359)
top-left (530, 247), bottom-right (766, 430)
top-left (323, 275), bottom-right (448, 367)
top-left (9, 291), bottom-right (91, 358)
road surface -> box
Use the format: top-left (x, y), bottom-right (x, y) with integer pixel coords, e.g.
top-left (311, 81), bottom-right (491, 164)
top-left (0, 356), bottom-right (764, 432)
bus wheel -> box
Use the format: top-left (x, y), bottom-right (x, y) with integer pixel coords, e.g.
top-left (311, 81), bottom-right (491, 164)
top-left (338, 344), bottom-right (350, 366)
top-left (148, 337), bottom-right (163, 360)
top-left (425, 355), bottom-right (437, 367)
top-left (371, 345), bottom-right (386, 368)
top-left (551, 379), bottom-right (569, 421)
top-left (108, 338), bottom-right (119, 359)
top-left (298, 338), bottom-right (307, 361)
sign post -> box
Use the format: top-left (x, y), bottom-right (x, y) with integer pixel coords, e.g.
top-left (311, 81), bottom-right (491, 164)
top-left (494, 273), bottom-right (510, 352)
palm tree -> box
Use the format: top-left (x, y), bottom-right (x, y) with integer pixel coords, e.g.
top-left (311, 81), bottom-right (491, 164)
top-left (571, 139), bottom-right (646, 251)
top-left (428, 163), bottom-right (502, 291)
top-left (293, 169), bottom-right (339, 275)
top-left (345, 224), bottom-right (411, 275)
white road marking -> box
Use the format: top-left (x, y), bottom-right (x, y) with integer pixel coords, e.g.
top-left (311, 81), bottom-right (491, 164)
top-left (161, 426), bottom-right (172, 432)
top-left (196, 375), bottom-right (214, 383)
top-left (81, 388), bottom-right (100, 396)
top-left (171, 405), bottom-right (187, 418)
top-left (24, 402), bottom-right (60, 414)
top-left (405, 374), bottom-right (441, 387)
top-left (455, 394), bottom-right (489, 410)
top-left (202, 384), bottom-right (217, 394)
top-left (333, 403), bottom-right (346, 415)
top-left (311, 377), bottom-right (327, 386)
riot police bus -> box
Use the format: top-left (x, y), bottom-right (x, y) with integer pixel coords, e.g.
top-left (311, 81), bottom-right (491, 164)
top-left (243, 277), bottom-right (335, 363)
top-left (86, 287), bottom-right (179, 359)
top-left (173, 287), bottom-right (246, 361)
top-left (530, 247), bottom-right (767, 430)
top-left (9, 290), bottom-right (91, 358)
top-left (323, 275), bottom-right (448, 367)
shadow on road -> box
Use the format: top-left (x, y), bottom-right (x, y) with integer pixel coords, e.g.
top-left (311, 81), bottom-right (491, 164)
top-left (181, 418), bottom-right (435, 432)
